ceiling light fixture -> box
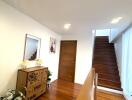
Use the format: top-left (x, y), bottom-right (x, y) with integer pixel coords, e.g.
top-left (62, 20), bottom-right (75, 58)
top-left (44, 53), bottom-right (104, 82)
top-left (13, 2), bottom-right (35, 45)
top-left (111, 17), bottom-right (123, 24)
top-left (64, 24), bottom-right (71, 29)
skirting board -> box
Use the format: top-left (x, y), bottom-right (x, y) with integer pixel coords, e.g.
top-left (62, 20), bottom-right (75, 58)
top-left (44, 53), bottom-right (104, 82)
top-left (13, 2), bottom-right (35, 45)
top-left (123, 91), bottom-right (132, 100)
top-left (97, 86), bottom-right (123, 94)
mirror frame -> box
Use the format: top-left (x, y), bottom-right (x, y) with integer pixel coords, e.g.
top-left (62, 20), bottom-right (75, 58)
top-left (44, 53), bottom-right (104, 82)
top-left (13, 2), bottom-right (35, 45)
top-left (23, 34), bottom-right (41, 61)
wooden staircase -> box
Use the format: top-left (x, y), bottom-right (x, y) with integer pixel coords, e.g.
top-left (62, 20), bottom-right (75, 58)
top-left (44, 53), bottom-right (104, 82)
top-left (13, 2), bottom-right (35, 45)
top-left (92, 36), bottom-right (122, 90)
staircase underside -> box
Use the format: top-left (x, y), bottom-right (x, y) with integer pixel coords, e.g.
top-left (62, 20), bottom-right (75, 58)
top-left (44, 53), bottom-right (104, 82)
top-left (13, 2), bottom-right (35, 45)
top-left (93, 36), bottom-right (122, 91)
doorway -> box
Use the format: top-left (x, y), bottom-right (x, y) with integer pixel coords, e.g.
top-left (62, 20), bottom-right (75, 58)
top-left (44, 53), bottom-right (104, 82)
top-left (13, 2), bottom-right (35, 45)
top-left (58, 40), bottom-right (77, 82)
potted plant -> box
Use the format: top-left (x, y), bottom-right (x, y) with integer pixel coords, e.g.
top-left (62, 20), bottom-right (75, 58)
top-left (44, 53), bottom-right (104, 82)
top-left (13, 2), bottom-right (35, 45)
top-left (47, 70), bottom-right (52, 81)
top-left (47, 69), bottom-right (52, 87)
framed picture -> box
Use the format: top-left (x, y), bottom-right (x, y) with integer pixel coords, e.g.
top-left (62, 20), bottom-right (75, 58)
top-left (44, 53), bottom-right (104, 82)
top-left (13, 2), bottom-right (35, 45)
top-left (23, 34), bottom-right (41, 60)
top-left (49, 37), bottom-right (56, 53)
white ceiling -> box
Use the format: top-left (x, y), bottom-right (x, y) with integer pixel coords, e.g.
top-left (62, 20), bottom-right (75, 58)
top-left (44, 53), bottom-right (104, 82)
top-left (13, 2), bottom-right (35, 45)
top-left (3, 0), bottom-right (132, 35)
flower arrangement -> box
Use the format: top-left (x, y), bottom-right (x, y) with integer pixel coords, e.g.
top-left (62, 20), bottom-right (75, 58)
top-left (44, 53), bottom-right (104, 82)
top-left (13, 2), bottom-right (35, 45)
top-left (36, 59), bottom-right (43, 66)
top-left (20, 60), bottom-right (29, 69)
top-left (0, 89), bottom-right (25, 100)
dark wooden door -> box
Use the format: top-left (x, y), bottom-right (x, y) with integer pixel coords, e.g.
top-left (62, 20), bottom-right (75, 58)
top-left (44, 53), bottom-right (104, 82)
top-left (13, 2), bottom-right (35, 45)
top-left (58, 40), bottom-right (77, 82)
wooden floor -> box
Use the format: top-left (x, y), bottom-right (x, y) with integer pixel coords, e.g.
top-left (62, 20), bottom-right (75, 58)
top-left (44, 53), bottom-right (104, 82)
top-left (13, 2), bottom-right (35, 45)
top-left (37, 80), bottom-right (125, 100)
top-left (97, 90), bottom-right (125, 100)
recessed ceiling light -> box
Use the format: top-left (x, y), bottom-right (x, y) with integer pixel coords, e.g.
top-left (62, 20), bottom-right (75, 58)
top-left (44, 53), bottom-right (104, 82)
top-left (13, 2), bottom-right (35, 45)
top-left (64, 24), bottom-right (71, 29)
top-left (111, 17), bottom-right (123, 24)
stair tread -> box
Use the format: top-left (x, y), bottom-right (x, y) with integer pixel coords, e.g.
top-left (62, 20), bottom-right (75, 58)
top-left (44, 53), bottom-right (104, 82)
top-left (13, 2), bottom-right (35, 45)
top-left (93, 61), bottom-right (117, 64)
top-left (95, 41), bottom-right (113, 44)
top-left (98, 74), bottom-right (120, 82)
top-left (93, 65), bottom-right (118, 68)
top-left (94, 52), bottom-right (116, 54)
top-left (98, 78), bottom-right (120, 83)
top-left (98, 79), bottom-right (122, 91)
top-left (93, 62), bottom-right (117, 67)
top-left (93, 58), bottom-right (117, 62)
top-left (95, 71), bottom-right (119, 74)
top-left (94, 67), bottom-right (118, 71)
top-left (95, 46), bottom-right (114, 48)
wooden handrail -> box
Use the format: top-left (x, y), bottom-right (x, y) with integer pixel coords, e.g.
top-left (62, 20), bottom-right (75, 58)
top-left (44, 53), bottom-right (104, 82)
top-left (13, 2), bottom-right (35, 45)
top-left (77, 68), bottom-right (98, 100)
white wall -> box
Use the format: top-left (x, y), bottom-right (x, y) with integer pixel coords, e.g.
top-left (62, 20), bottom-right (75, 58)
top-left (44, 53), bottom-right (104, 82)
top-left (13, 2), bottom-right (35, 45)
top-left (62, 32), bottom-right (95, 84)
top-left (114, 36), bottom-right (122, 77)
top-left (0, 1), bottom-right (61, 95)
top-left (109, 24), bottom-right (130, 42)
top-left (110, 29), bottom-right (121, 42)
top-left (95, 29), bottom-right (110, 36)
top-left (114, 26), bottom-right (132, 99)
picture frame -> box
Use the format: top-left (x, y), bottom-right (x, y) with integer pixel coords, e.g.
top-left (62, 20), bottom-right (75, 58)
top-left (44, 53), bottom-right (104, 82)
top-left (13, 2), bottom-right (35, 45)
top-left (49, 37), bottom-right (56, 53)
top-left (23, 34), bottom-right (41, 60)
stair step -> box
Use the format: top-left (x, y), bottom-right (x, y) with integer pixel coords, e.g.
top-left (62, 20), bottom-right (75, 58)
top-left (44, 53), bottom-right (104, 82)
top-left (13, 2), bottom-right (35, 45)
top-left (95, 41), bottom-right (113, 44)
top-left (94, 52), bottom-right (116, 56)
top-left (95, 67), bottom-right (119, 72)
top-left (95, 70), bottom-right (119, 75)
top-left (95, 47), bottom-right (114, 49)
top-left (98, 79), bottom-right (122, 91)
top-left (98, 73), bottom-right (120, 82)
top-left (94, 48), bottom-right (115, 51)
top-left (93, 55), bottom-right (116, 58)
top-left (94, 51), bottom-right (115, 54)
top-left (93, 66), bottom-right (118, 71)
top-left (95, 45), bottom-right (114, 47)
top-left (95, 40), bottom-right (109, 42)
top-left (93, 61), bottom-right (117, 65)
top-left (95, 42), bottom-right (114, 45)
top-left (95, 36), bottom-right (108, 40)
top-left (94, 55), bottom-right (116, 58)
top-left (93, 57), bottom-right (117, 61)
top-left (93, 62), bottom-right (117, 65)
top-left (94, 47), bottom-right (115, 50)
top-left (93, 56), bottom-right (117, 60)
top-left (93, 64), bottom-right (118, 68)
top-left (95, 47), bottom-right (114, 50)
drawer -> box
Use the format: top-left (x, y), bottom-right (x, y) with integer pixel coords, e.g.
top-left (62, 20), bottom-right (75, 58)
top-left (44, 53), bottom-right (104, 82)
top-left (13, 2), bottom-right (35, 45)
top-left (27, 71), bottom-right (40, 86)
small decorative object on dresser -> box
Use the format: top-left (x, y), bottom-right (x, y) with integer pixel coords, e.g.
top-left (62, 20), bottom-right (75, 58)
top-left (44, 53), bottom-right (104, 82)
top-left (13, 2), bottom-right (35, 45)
top-left (35, 59), bottom-right (43, 66)
top-left (20, 60), bottom-right (29, 69)
top-left (16, 66), bottom-right (48, 100)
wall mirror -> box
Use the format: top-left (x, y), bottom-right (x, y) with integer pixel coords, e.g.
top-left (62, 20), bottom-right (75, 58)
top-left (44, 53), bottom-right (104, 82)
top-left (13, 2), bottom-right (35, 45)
top-left (23, 34), bottom-right (41, 61)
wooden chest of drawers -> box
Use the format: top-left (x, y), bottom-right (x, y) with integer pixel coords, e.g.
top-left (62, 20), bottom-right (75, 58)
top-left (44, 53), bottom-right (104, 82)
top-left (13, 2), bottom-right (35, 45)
top-left (16, 66), bottom-right (48, 100)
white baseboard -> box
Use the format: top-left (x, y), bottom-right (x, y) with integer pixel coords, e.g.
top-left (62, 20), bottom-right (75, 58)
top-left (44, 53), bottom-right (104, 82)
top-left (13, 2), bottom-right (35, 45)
top-left (124, 96), bottom-right (132, 100)
top-left (123, 91), bottom-right (132, 100)
top-left (97, 86), bottom-right (123, 94)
